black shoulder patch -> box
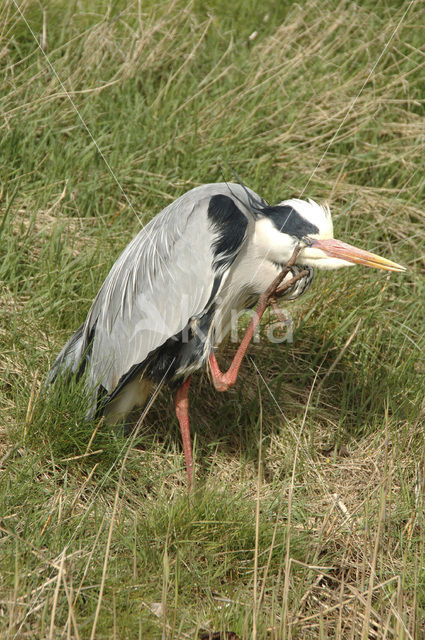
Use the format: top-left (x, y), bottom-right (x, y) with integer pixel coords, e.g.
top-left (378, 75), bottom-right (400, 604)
top-left (208, 194), bottom-right (248, 272)
top-left (263, 205), bottom-right (319, 239)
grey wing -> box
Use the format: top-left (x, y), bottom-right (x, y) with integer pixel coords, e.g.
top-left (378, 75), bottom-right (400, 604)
top-left (82, 189), bottom-right (249, 396)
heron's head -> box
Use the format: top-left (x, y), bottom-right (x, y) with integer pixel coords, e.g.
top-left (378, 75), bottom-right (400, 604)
top-left (255, 198), bottom-right (405, 272)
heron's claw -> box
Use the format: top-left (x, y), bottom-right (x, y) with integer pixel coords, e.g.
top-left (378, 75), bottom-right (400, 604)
top-left (270, 300), bottom-right (290, 325)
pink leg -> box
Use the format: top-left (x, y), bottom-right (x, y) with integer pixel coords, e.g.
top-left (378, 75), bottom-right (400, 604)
top-left (174, 377), bottom-right (193, 490)
top-left (209, 308), bottom-right (265, 392)
top-left (209, 255), bottom-right (309, 393)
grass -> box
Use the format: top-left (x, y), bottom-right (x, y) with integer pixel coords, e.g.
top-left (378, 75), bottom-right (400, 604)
top-left (1, 0), bottom-right (424, 637)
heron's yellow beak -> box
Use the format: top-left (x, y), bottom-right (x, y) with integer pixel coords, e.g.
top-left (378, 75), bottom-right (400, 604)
top-left (309, 238), bottom-right (406, 272)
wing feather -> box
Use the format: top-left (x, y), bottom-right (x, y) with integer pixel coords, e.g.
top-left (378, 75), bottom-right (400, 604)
top-left (82, 184), bottom-right (252, 394)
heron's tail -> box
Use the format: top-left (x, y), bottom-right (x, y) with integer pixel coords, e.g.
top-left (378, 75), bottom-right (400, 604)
top-left (47, 323), bottom-right (87, 385)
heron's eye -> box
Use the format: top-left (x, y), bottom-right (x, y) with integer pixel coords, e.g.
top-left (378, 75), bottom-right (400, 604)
top-left (302, 236), bottom-right (313, 247)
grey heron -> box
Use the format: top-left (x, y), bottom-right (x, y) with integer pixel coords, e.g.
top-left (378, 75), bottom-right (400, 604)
top-left (48, 182), bottom-right (405, 488)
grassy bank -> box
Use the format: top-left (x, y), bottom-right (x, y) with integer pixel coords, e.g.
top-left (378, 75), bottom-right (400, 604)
top-left (1, 0), bottom-right (424, 637)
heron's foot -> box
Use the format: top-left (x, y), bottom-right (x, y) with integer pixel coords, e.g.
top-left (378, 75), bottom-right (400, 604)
top-left (270, 300), bottom-right (290, 325)
top-left (270, 269), bottom-right (310, 301)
